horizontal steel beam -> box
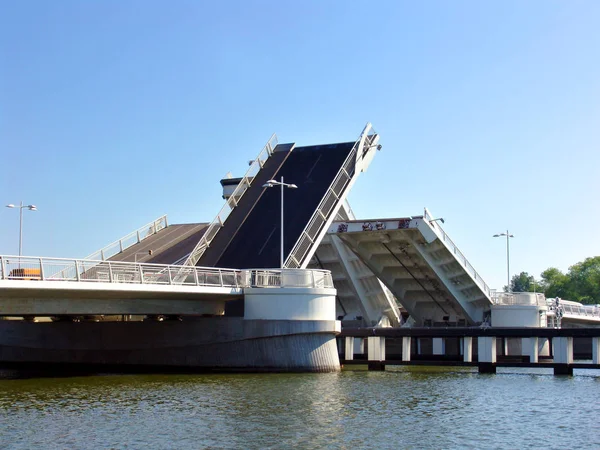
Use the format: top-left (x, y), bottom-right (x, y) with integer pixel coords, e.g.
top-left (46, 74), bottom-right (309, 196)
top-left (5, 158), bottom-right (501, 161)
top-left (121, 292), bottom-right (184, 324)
top-left (340, 327), bottom-right (600, 338)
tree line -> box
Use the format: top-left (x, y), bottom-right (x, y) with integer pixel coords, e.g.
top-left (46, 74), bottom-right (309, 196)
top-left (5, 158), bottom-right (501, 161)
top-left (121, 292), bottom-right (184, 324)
top-left (503, 256), bottom-right (600, 304)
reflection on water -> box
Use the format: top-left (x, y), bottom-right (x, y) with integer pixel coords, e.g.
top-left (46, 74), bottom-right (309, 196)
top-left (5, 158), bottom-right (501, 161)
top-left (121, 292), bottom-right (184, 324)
top-left (1, 367), bottom-right (600, 449)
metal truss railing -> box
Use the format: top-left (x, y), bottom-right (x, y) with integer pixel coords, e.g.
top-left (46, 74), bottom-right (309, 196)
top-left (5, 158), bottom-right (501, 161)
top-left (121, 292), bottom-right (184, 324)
top-left (242, 268), bottom-right (334, 289)
top-left (547, 299), bottom-right (600, 321)
top-left (85, 215), bottom-right (168, 261)
top-left (0, 256), bottom-right (333, 290)
top-left (285, 123), bottom-right (378, 269)
top-left (0, 255), bottom-right (242, 288)
top-left (184, 134), bottom-right (278, 267)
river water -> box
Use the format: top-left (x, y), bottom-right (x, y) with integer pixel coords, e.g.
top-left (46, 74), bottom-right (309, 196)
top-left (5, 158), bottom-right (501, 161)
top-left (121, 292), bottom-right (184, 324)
top-left (1, 366), bottom-right (599, 449)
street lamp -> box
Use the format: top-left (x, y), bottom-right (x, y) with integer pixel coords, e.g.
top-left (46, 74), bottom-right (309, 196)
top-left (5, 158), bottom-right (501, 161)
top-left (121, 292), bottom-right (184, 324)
top-left (262, 176), bottom-right (298, 268)
top-left (429, 217), bottom-right (445, 225)
top-left (5, 201), bottom-right (37, 256)
top-left (493, 230), bottom-right (514, 292)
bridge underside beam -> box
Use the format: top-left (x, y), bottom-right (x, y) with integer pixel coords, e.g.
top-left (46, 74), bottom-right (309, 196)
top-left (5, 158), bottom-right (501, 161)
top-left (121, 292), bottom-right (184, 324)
top-left (0, 295), bottom-right (240, 316)
top-left (335, 224), bottom-right (489, 325)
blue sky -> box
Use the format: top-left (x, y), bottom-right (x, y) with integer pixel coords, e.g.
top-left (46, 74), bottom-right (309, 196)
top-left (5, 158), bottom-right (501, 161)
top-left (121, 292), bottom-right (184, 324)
top-left (1, 1), bottom-right (599, 290)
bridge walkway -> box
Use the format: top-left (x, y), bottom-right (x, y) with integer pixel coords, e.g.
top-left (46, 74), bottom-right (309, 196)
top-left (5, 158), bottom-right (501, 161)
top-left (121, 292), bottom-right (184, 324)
top-left (0, 255), bottom-right (332, 317)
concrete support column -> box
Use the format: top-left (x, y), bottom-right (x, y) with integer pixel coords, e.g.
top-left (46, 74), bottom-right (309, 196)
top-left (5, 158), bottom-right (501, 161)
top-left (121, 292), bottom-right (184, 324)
top-left (522, 337), bottom-right (538, 363)
top-left (402, 336), bottom-right (411, 362)
top-left (463, 337), bottom-right (473, 363)
top-left (416, 338), bottom-right (422, 355)
top-left (593, 337), bottom-right (600, 365)
top-left (539, 338), bottom-right (551, 357)
top-left (553, 336), bottom-right (573, 376)
top-left (432, 338), bottom-right (445, 356)
top-left (344, 337), bottom-right (354, 361)
top-left (355, 338), bottom-right (365, 356)
top-left (367, 336), bottom-right (385, 371)
top-left (478, 336), bottom-right (496, 374)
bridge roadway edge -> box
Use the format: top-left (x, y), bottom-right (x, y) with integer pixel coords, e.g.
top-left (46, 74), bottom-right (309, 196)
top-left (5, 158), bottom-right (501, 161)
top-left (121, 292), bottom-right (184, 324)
top-left (0, 318), bottom-right (341, 373)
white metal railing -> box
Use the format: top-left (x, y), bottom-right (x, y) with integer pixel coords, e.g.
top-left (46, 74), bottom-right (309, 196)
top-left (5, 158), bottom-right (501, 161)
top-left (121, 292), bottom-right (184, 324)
top-left (0, 255), bottom-right (242, 288)
top-left (0, 256), bottom-right (333, 290)
top-left (184, 134), bottom-right (278, 267)
top-left (546, 299), bottom-right (600, 320)
top-left (423, 208), bottom-right (492, 298)
top-left (492, 292), bottom-right (546, 307)
top-left (242, 268), bottom-right (334, 289)
top-left (343, 198), bottom-right (356, 220)
top-left (85, 215), bottom-right (168, 261)
top-left (285, 123), bottom-right (377, 269)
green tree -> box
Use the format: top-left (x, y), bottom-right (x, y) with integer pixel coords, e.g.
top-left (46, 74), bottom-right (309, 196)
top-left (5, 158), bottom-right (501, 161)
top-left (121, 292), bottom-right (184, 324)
top-left (565, 257), bottom-right (600, 304)
top-left (538, 258), bottom-right (600, 304)
top-left (504, 271), bottom-right (539, 293)
top-left (540, 267), bottom-right (570, 299)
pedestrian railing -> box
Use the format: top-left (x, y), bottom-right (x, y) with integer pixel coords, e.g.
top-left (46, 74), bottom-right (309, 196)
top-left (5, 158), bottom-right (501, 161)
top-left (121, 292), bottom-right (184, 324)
top-left (243, 269), bottom-right (334, 289)
top-left (423, 208), bottom-right (492, 298)
top-left (550, 302), bottom-right (600, 320)
top-left (492, 292), bottom-right (546, 307)
top-left (84, 215), bottom-right (168, 261)
top-left (0, 256), bottom-right (333, 290)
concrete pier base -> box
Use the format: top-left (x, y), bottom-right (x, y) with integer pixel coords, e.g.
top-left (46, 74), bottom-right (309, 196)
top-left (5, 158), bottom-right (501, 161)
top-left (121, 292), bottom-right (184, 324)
top-left (0, 318), bottom-right (341, 373)
top-left (479, 363), bottom-right (496, 374)
top-left (554, 365), bottom-right (573, 376)
top-left (368, 361), bottom-right (385, 371)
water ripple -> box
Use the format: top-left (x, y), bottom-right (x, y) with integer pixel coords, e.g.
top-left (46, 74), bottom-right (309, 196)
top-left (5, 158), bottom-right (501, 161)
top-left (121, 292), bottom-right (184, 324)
top-left (1, 368), bottom-right (599, 449)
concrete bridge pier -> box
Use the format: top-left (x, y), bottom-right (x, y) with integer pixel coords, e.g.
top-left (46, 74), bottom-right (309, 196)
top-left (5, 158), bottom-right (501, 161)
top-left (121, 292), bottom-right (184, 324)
top-left (344, 336), bottom-right (355, 361)
top-left (432, 338), bottom-right (445, 356)
top-left (593, 337), bottom-right (600, 365)
top-left (478, 336), bottom-right (497, 373)
top-left (402, 336), bottom-right (411, 362)
top-left (553, 337), bottom-right (573, 376)
top-left (522, 337), bottom-right (539, 363)
top-left (463, 336), bottom-right (473, 362)
top-left (367, 336), bottom-right (385, 370)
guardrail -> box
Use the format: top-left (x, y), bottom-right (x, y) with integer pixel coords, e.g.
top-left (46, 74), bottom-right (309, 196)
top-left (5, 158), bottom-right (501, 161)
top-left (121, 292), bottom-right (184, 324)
top-left (548, 302), bottom-right (600, 320)
top-left (423, 208), bottom-right (492, 298)
top-left (0, 256), bottom-right (333, 290)
top-left (285, 123), bottom-right (377, 268)
top-left (0, 255), bottom-right (242, 288)
top-left (84, 215), bottom-right (168, 261)
top-left (243, 269), bottom-right (334, 289)
top-left (492, 292), bottom-right (546, 307)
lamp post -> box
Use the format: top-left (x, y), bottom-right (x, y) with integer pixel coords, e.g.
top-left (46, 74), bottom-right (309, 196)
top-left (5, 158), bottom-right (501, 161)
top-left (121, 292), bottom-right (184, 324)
top-left (5, 202), bottom-right (37, 256)
top-left (493, 230), bottom-right (514, 292)
top-left (262, 176), bottom-right (298, 268)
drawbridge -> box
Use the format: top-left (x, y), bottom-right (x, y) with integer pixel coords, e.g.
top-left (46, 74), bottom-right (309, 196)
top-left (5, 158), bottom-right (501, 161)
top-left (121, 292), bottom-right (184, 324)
top-left (38, 123), bottom-right (497, 326)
